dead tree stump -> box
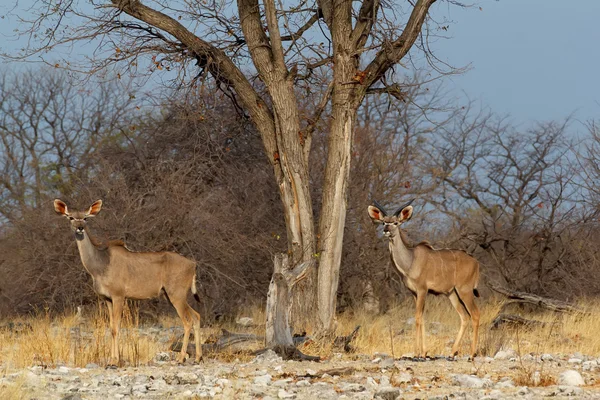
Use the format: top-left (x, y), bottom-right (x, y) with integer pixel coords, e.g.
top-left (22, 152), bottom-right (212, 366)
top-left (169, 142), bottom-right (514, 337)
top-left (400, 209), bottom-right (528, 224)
top-left (265, 253), bottom-right (318, 361)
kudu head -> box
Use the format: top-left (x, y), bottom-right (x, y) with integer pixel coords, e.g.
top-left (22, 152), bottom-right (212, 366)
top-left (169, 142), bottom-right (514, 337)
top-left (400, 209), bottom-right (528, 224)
top-left (367, 199), bottom-right (414, 238)
top-left (54, 199), bottom-right (103, 241)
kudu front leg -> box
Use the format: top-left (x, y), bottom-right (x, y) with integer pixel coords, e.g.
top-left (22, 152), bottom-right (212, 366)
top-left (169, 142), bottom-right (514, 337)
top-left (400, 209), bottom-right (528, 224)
top-left (414, 291), bottom-right (427, 358)
top-left (106, 297), bottom-right (124, 368)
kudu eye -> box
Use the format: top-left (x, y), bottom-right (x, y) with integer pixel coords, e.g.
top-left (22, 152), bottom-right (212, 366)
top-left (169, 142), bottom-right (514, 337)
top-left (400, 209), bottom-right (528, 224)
top-left (68, 216), bottom-right (74, 220)
top-left (83, 217), bottom-right (88, 221)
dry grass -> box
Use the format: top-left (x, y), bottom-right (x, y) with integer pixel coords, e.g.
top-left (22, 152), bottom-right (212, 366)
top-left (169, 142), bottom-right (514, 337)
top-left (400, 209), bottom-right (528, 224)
top-left (1, 298), bottom-right (599, 373)
top-left (322, 298), bottom-right (600, 360)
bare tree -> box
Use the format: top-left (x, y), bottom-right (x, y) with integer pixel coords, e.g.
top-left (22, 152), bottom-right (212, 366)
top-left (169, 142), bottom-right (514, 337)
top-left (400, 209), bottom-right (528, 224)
top-left (426, 116), bottom-right (590, 296)
top-left (7, 0), bottom-right (459, 331)
top-left (0, 68), bottom-right (138, 224)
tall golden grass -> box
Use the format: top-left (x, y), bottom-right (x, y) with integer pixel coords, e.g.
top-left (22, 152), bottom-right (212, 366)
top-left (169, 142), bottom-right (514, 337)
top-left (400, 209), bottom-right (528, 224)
top-left (1, 298), bottom-right (598, 374)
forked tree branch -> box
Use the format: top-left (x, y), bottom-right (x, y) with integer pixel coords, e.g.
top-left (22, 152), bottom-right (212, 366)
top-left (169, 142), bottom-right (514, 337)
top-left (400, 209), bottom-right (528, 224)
top-left (109, 0), bottom-right (278, 162)
top-left (359, 0), bottom-right (437, 98)
top-left (350, 0), bottom-right (380, 50)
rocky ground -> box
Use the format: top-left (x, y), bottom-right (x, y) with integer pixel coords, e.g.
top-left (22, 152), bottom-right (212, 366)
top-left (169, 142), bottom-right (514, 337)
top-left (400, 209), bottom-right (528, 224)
top-left (2, 348), bottom-right (600, 399)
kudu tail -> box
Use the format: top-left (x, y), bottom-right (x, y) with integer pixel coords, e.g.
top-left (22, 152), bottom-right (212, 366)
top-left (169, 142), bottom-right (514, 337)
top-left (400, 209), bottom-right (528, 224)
top-left (473, 262), bottom-right (481, 298)
top-left (191, 273), bottom-right (200, 303)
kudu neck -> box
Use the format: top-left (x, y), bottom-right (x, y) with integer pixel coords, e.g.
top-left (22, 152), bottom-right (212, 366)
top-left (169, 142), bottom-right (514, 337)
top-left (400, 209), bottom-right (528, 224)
top-left (75, 229), bottom-right (109, 277)
top-left (388, 232), bottom-right (414, 274)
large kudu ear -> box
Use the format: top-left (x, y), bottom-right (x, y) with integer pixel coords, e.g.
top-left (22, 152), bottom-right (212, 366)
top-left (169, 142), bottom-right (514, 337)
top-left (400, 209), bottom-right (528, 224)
top-left (394, 199), bottom-right (415, 222)
top-left (86, 200), bottom-right (103, 217)
top-left (54, 199), bottom-right (69, 216)
top-left (368, 200), bottom-right (387, 222)
top-left (397, 205), bottom-right (413, 222)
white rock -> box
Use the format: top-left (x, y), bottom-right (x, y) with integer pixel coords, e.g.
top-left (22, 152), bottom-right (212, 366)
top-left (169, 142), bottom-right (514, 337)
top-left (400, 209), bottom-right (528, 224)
top-left (558, 370), bottom-right (585, 386)
top-left (375, 387), bottom-right (401, 400)
top-left (494, 379), bottom-right (514, 388)
top-left (254, 350), bottom-right (283, 363)
top-left (391, 372), bottom-right (412, 385)
top-left (58, 366), bottom-right (70, 374)
top-left (452, 374), bottom-right (492, 388)
top-left (568, 358), bottom-right (583, 364)
top-left (517, 386), bottom-right (529, 395)
top-left (274, 378), bottom-right (293, 387)
top-left (216, 378), bottom-right (231, 387)
top-left (366, 376), bottom-right (378, 387)
top-left (583, 361), bottom-right (597, 371)
top-left (541, 353), bottom-right (554, 362)
top-left (380, 376), bottom-right (390, 386)
top-left (494, 349), bottom-right (517, 360)
top-left (296, 379), bottom-right (311, 387)
top-left (372, 357), bottom-right (382, 364)
top-left (278, 389), bottom-right (296, 399)
top-left (253, 374), bottom-right (272, 386)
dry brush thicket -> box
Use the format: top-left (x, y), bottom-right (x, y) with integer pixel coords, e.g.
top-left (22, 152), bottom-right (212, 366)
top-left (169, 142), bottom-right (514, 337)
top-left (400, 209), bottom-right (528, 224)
top-left (0, 69), bottom-right (599, 322)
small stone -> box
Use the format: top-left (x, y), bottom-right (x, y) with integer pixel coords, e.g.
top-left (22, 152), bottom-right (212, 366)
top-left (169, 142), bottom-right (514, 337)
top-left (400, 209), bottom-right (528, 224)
top-left (254, 350), bottom-right (283, 363)
top-left (84, 363), bottom-right (99, 369)
top-left (296, 380), bottom-right (311, 387)
top-left (517, 386), bottom-right (529, 395)
top-left (494, 349), bottom-right (517, 360)
top-left (277, 389), bottom-right (296, 399)
top-left (216, 378), bottom-right (230, 387)
top-left (58, 366), bottom-right (70, 374)
top-left (154, 352), bottom-right (171, 362)
top-left (558, 370), bottom-right (585, 386)
top-left (176, 372), bottom-right (199, 385)
top-left (583, 361), bottom-right (597, 371)
top-left (372, 357), bottom-right (382, 364)
top-left (568, 358), bottom-right (583, 364)
top-left (451, 374), bottom-right (492, 388)
top-left (541, 353), bottom-right (554, 362)
top-left (380, 358), bottom-right (395, 368)
top-left (375, 387), bottom-right (401, 400)
top-left (380, 376), bottom-right (390, 386)
top-left (274, 378), bottom-right (293, 387)
top-left (366, 376), bottom-right (378, 387)
top-left (132, 384), bottom-right (148, 394)
top-left (494, 379), bottom-right (514, 389)
top-left (391, 372), bottom-right (412, 385)
top-left (254, 374), bottom-right (272, 386)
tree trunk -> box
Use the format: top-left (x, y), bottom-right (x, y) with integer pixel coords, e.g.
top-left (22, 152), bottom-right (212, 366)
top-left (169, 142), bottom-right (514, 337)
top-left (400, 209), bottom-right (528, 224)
top-left (265, 253), bottom-right (318, 360)
top-left (316, 1), bottom-right (358, 331)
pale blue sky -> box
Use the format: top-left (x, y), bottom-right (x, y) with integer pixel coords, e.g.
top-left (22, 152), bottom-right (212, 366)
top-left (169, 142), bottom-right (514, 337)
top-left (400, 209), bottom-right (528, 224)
top-left (1, 0), bottom-right (598, 125)
top-left (435, 0), bottom-right (599, 124)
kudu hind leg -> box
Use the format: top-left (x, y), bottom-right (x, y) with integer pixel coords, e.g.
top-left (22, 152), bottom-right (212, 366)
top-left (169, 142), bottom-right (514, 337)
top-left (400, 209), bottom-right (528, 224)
top-left (457, 287), bottom-right (480, 359)
top-left (171, 299), bottom-right (195, 363)
top-left (190, 306), bottom-right (202, 362)
top-left (448, 291), bottom-right (470, 357)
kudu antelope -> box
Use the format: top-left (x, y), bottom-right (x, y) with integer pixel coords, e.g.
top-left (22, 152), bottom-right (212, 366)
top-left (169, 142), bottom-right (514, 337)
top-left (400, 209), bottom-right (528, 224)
top-left (54, 199), bottom-right (202, 366)
top-left (368, 200), bottom-right (480, 359)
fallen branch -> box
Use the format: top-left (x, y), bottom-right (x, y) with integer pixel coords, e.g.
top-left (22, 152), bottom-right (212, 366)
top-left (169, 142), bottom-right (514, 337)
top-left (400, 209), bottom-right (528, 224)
top-left (487, 281), bottom-right (587, 314)
top-left (171, 329), bottom-right (263, 356)
top-left (491, 313), bottom-right (547, 330)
